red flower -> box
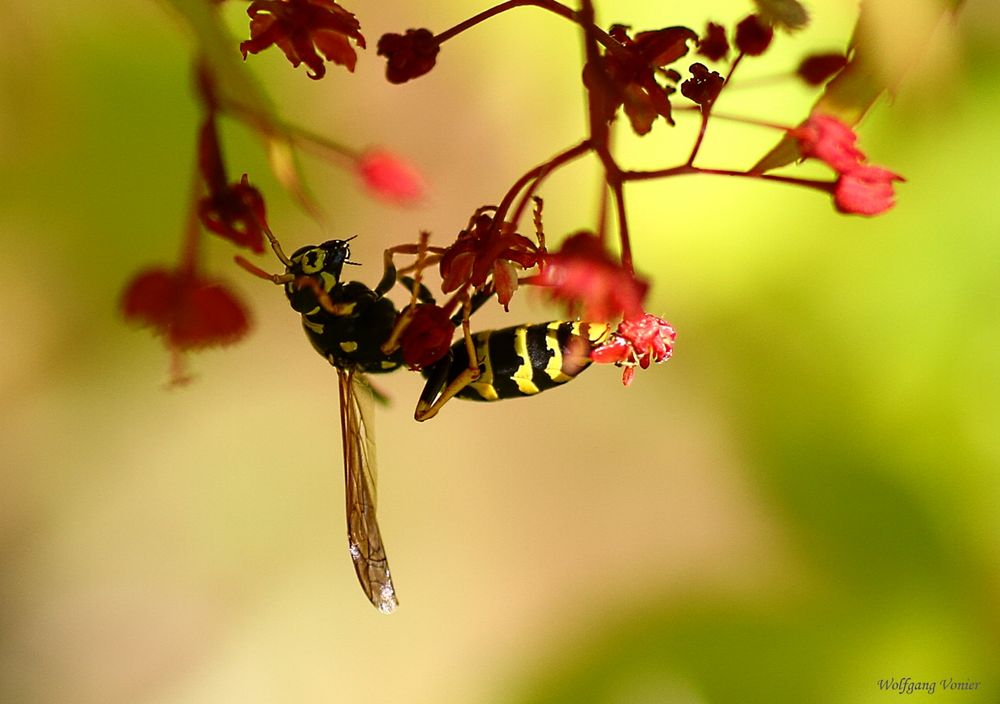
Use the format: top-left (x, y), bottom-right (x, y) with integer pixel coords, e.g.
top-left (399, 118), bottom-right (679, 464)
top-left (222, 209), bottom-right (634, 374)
top-left (734, 15), bottom-right (773, 56)
top-left (357, 148), bottom-right (425, 204)
top-left (697, 22), bottom-right (729, 62)
top-left (398, 304), bottom-right (454, 369)
top-left (791, 114), bottom-right (904, 215)
top-left (681, 62), bottom-right (724, 107)
top-left (591, 313), bottom-right (677, 386)
top-left (834, 165), bottom-right (905, 216)
top-left (377, 28), bottom-right (439, 84)
top-left (198, 174), bottom-right (268, 253)
top-left (122, 268), bottom-right (250, 351)
top-left (584, 25), bottom-right (698, 136)
top-left (796, 53), bottom-right (847, 86)
top-left (531, 232), bottom-right (648, 323)
top-left (438, 210), bottom-right (540, 310)
top-left (196, 119), bottom-right (268, 253)
top-left (791, 113), bottom-right (866, 173)
top-left (240, 0), bottom-right (366, 80)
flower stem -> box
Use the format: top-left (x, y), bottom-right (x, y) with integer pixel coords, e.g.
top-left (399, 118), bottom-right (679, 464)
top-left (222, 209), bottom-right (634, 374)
top-left (508, 141), bottom-right (592, 227)
top-left (180, 154), bottom-right (205, 276)
top-left (685, 108), bottom-right (711, 167)
top-left (222, 96), bottom-right (360, 163)
top-left (610, 175), bottom-right (632, 272)
top-left (673, 105), bottom-right (792, 132)
top-left (685, 52), bottom-right (745, 166)
top-left (578, 0), bottom-right (632, 271)
top-left (623, 163), bottom-right (835, 194)
top-left (435, 0), bottom-right (628, 59)
top-left (595, 172), bottom-right (610, 246)
top-left (494, 140), bottom-right (592, 229)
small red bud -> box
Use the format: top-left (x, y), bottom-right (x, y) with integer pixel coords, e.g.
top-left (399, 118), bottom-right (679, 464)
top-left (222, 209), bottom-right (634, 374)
top-left (735, 15), bottom-right (773, 56)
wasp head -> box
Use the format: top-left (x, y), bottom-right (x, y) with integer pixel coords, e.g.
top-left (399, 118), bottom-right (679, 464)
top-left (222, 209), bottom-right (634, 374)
top-left (284, 238), bottom-right (358, 313)
top-left (288, 238), bottom-right (357, 278)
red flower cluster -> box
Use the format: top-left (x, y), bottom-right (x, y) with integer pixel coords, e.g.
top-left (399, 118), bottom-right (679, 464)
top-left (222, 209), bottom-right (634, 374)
top-left (693, 14), bottom-right (775, 67)
top-left (123, 113), bottom-right (266, 383)
top-left (834, 167), bottom-right (905, 216)
top-left (584, 25), bottom-right (698, 135)
top-left (531, 231), bottom-right (647, 323)
top-left (591, 313), bottom-right (677, 386)
top-left (791, 114), bottom-right (904, 216)
top-left (681, 62), bottom-right (724, 107)
top-left (377, 28), bottom-right (439, 84)
top-left (240, 0), bottom-right (366, 80)
top-left (122, 267), bottom-right (250, 382)
top-left (792, 114), bottom-right (864, 171)
top-left (439, 209), bottom-right (541, 310)
top-left (397, 304), bottom-right (454, 369)
top-left (196, 119), bottom-right (268, 253)
top-left (697, 22), bottom-right (729, 62)
top-left (198, 174), bottom-right (268, 253)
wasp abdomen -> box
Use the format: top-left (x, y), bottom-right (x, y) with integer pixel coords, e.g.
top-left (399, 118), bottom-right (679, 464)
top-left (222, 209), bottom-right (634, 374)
top-left (449, 321), bottom-right (613, 402)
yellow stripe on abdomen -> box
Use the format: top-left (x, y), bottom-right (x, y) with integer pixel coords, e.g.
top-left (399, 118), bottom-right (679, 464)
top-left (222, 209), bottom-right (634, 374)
top-left (544, 322), bottom-right (573, 383)
top-left (468, 331), bottom-right (499, 400)
top-left (512, 326), bottom-right (540, 394)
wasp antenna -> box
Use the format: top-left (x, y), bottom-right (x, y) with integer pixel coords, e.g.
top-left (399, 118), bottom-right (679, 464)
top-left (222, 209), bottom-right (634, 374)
top-left (263, 226), bottom-right (293, 267)
top-left (234, 255), bottom-right (294, 285)
top-left (342, 235), bottom-right (362, 266)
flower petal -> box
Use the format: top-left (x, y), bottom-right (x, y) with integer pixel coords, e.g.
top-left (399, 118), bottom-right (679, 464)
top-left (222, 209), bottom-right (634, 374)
top-left (122, 268), bottom-right (251, 350)
top-left (834, 164), bottom-right (904, 216)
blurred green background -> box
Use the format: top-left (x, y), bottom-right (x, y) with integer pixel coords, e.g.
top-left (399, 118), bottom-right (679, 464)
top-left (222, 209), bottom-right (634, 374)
top-left (2, 1), bottom-right (998, 702)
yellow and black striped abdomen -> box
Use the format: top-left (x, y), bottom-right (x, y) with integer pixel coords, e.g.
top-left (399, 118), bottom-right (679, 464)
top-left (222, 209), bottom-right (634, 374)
top-left (454, 321), bottom-right (613, 402)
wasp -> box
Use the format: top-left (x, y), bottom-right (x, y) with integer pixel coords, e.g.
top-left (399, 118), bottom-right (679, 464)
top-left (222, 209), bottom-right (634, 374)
top-left (237, 231), bottom-right (614, 612)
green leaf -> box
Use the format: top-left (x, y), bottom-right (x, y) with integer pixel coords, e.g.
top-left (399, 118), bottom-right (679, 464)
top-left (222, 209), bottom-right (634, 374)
top-left (751, 0), bottom-right (966, 173)
top-left (159, 0), bottom-right (274, 123)
top-left (157, 0), bottom-right (322, 214)
top-left (753, 0), bottom-right (810, 31)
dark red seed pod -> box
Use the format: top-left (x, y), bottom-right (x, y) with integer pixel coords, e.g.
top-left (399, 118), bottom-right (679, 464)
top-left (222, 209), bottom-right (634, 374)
top-left (735, 15), bottom-right (773, 56)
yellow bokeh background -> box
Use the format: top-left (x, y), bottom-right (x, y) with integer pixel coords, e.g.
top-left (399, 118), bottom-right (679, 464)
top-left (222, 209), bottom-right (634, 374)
top-left (2, 1), bottom-right (998, 702)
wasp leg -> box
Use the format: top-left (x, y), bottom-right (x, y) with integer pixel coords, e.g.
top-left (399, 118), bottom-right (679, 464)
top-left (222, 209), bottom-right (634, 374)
top-left (293, 275), bottom-right (354, 316)
top-left (381, 232), bottom-right (441, 355)
top-left (414, 361), bottom-right (484, 421)
top-left (450, 286), bottom-right (494, 327)
top-left (415, 350), bottom-right (453, 419)
top-left (458, 291), bottom-right (478, 379)
top-left (398, 276), bottom-right (435, 305)
top-left (413, 365), bottom-right (480, 421)
top-left (373, 247), bottom-right (401, 298)
top-left (234, 255), bottom-right (295, 285)
top-left (413, 292), bottom-right (481, 422)
top-left (375, 232), bottom-right (444, 298)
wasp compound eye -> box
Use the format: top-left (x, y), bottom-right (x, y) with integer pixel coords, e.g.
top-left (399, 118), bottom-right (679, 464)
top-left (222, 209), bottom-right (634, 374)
top-left (320, 239), bottom-right (355, 270)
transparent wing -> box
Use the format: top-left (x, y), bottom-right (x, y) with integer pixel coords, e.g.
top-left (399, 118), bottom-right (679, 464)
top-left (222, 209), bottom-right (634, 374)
top-left (338, 368), bottom-right (399, 613)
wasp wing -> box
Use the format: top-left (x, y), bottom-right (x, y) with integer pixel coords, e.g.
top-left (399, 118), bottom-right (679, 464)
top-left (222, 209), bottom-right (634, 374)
top-left (338, 368), bottom-right (399, 613)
